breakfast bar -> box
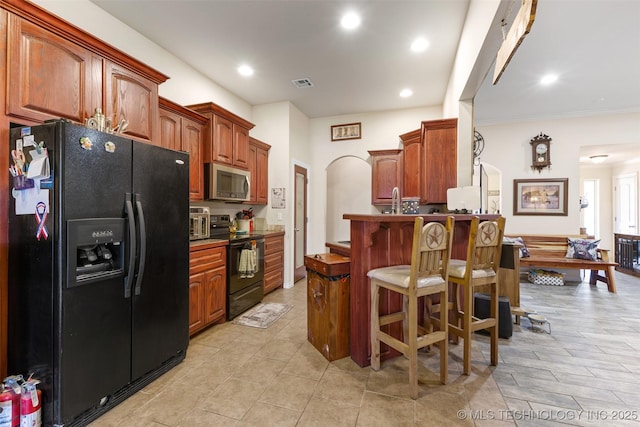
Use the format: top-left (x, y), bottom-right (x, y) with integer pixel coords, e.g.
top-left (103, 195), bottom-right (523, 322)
top-left (343, 213), bottom-right (500, 367)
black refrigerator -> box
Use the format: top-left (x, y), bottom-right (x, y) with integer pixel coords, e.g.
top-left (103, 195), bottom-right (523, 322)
top-left (7, 120), bottom-right (190, 426)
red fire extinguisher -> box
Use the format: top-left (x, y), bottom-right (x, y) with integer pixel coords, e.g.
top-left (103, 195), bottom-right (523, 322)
top-left (19, 378), bottom-right (40, 427)
top-left (0, 385), bottom-right (14, 427)
top-left (1, 375), bottom-right (23, 427)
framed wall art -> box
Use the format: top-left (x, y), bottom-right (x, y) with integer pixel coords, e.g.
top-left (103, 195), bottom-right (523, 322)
top-left (513, 178), bottom-right (568, 216)
top-left (331, 122), bottom-right (361, 141)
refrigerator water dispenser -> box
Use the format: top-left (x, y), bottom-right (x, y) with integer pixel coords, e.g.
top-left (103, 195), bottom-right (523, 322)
top-left (67, 218), bottom-right (125, 288)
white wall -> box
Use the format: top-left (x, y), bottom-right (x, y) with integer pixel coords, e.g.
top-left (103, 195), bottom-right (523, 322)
top-left (307, 106), bottom-right (442, 254)
top-left (477, 112), bottom-right (640, 247)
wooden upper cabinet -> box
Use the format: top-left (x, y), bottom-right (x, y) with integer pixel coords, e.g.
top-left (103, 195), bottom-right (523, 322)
top-left (421, 119), bottom-right (457, 204)
top-left (182, 120), bottom-right (205, 200)
top-left (186, 102), bottom-right (255, 170)
top-left (369, 149), bottom-right (402, 205)
top-left (248, 137), bottom-right (270, 205)
top-left (212, 115), bottom-right (233, 165)
top-left (158, 97), bottom-right (208, 200)
top-left (400, 129), bottom-right (422, 200)
top-left (158, 108), bottom-right (181, 151)
top-left (6, 15), bottom-right (100, 124)
top-left (400, 119), bottom-right (457, 204)
top-left (104, 61), bottom-right (159, 144)
top-left (232, 124), bottom-right (249, 169)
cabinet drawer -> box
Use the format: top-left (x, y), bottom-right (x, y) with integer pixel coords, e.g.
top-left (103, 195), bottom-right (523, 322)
top-left (264, 268), bottom-right (283, 293)
top-left (265, 235), bottom-right (284, 254)
top-left (190, 247), bottom-right (226, 273)
top-left (264, 251), bottom-right (284, 272)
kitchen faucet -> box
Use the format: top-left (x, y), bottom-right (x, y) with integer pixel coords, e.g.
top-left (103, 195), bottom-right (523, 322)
top-left (391, 186), bottom-right (401, 215)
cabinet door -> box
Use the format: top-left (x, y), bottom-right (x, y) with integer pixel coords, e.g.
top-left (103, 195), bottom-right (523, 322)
top-left (182, 119), bottom-right (204, 200)
top-left (247, 143), bottom-right (258, 203)
top-left (402, 136), bottom-right (422, 200)
top-left (158, 108), bottom-right (181, 151)
top-left (256, 146), bottom-right (269, 204)
top-left (105, 60), bottom-right (159, 144)
top-left (422, 119), bottom-right (457, 204)
top-left (6, 15), bottom-right (101, 124)
top-left (212, 115), bottom-right (233, 165)
top-left (233, 124), bottom-right (250, 169)
top-left (369, 150), bottom-right (402, 205)
top-left (189, 272), bottom-right (205, 336)
top-left (204, 265), bottom-right (226, 325)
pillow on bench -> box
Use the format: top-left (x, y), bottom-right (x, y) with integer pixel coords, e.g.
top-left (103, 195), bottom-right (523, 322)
top-left (504, 236), bottom-right (530, 258)
top-left (565, 237), bottom-right (600, 261)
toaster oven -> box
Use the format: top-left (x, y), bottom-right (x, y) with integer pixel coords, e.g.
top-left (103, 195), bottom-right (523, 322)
top-left (189, 206), bottom-right (210, 240)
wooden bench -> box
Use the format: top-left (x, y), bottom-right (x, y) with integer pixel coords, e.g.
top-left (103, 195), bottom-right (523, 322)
top-left (506, 234), bottom-right (618, 293)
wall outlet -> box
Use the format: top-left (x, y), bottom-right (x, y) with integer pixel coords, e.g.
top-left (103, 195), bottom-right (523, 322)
top-left (277, 212), bottom-right (283, 221)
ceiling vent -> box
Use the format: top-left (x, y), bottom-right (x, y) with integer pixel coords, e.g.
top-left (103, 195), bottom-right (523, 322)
top-left (291, 78), bottom-right (314, 88)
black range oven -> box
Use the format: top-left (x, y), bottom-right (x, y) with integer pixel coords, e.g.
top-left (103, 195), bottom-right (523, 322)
top-left (210, 214), bottom-right (264, 320)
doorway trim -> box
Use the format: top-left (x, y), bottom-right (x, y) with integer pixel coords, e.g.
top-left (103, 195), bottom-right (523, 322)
top-left (294, 164), bottom-right (308, 282)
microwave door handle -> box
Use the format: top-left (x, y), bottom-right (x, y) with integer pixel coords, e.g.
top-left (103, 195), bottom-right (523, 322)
top-left (244, 175), bottom-right (250, 194)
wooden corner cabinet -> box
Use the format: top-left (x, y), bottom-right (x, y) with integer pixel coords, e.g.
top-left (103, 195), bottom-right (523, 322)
top-left (189, 244), bottom-right (227, 336)
top-left (264, 233), bottom-right (285, 294)
top-left (401, 119), bottom-right (457, 204)
top-left (369, 149), bottom-right (402, 205)
top-left (186, 102), bottom-right (255, 170)
top-left (248, 137), bottom-right (271, 205)
top-left (159, 98), bottom-right (208, 200)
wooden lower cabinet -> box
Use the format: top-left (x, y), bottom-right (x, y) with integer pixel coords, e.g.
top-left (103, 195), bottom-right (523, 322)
top-left (264, 233), bottom-right (285, 294)
top-left (189, 244), bottom-right (227, 336)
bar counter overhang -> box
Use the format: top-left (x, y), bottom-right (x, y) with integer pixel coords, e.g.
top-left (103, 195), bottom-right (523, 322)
top-left (343, 213), bottom-right (501, 367)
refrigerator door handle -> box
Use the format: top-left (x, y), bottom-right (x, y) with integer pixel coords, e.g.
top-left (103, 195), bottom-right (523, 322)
top-left (124, 193), bottom-right (137, 298)
top-left (134, 195), bottom-right (147, 296)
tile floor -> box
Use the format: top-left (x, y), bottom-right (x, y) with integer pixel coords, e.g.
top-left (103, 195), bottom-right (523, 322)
top-left (89, 271), bottom-right (640, 426)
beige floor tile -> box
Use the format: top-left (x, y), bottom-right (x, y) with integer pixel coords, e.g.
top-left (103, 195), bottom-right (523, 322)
top-left (232, 354), bottom-right (287, 386)
top-left (86, 272), bottom-right (640, 426)
top-left (314, 369), bottom-right (367, 406)
top-left (356, 391), bottom-right (415, 426)
top-left (199, 378), bottom-right (267, 419)
top-left (237, 401), bottom-right (301, 427)
top-left (176, 408), bottom-right (239, 427)
top-left (259, 373), bottom-right (318, 411)
top-left (281, 342), bottom-right (330, 381)
top-left (257, 338), bottom-right (303, 362)
top-left (297, 396), bottom-right (359, 426)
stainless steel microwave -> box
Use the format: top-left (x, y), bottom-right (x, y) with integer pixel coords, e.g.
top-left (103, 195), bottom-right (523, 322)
top-left (205, 163), bottom-right (251, 202)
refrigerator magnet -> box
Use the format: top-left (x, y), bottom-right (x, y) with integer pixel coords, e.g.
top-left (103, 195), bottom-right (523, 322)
top-left (104, 141), bottom-right (116, 153)
top-left (79, 137), bottom-right (93, 150)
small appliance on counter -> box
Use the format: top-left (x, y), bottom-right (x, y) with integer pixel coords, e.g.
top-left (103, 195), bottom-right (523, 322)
top-left (189, 206), bottom-right (210, 240)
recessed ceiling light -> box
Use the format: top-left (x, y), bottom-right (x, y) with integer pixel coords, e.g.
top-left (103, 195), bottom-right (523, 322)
top-left (410, 37), bottom-right (429, 52)
top-left (341, 12), bottom-right (361, 30)
top-left (399, 88), bottom-right (413, 98)
top-left (540, 74), bottom-right (558, 85)
top-left (237, 65), bottom-right (254, 77)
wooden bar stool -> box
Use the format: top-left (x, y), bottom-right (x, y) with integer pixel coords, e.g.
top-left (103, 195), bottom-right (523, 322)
top-left (367, 216), bottom-right (454, 399)
top-left (447, 216), bottom-right (505, 375)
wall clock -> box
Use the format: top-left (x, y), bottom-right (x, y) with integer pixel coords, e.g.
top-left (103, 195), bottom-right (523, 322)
top-left (530, 133), bottom-right (551, 172)
top-left (473, 130), bottom-right (484, 165)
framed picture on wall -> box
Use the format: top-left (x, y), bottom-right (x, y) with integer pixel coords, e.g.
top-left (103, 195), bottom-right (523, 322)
top-left (331, 122), bottom-right (361, 141)
top-left (513, 178), bottom-right (568, 216)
